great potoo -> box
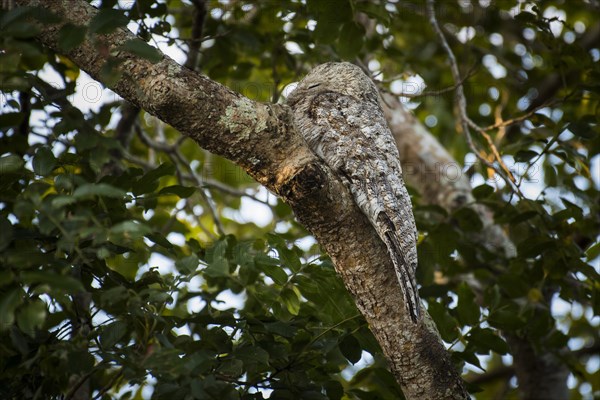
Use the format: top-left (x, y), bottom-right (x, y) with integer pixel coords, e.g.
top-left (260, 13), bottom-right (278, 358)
top-left (287, 62), bottom-right (421, 323)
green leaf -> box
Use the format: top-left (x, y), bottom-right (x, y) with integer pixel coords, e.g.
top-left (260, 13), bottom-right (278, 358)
top-left (255, 255), bottom-right (288, 285)
top-left (355, 2), bottom-right (390, 25)
top-left (472, 184), bottom-right (494, 199)
top-left (175, 254), bottom-right (199, 274)
top-left (32, 147), bottom-right (57, 176)
top-left (281, 288), bottom-right (300, 315)
top-left (145, 232), bottom-right (174, 249)
top-left (16, 300), bottom-right (47, 336)
top-left (109, 220), bottom-right (152, 239)
top-left (67, 350), bottom-right (95, 374)
top-left (585, 242), bottom-right (600, 261)
top-left (51, 195), bottom-right (77, 208)
top-left (267, 235), bottom-right (302, 273)
top-left (89, 9), bottom-right (129, 34)
top-left (324, 381), bottom-right (344, 400)
top-left (337, 22), bottom-right (365, 60)
top-left (456, 350), bottom-right (484, 370)
top-left (101, 320), bottom-right (128, 348)
top-left (58, 23), bottom-right (87, 52)
top-left (120, 39), bottom-right (162, 63)
top-left (428, 301), bottom-right (458, 342)
top-left (264, 321), bottom-right (298, 338)
top-left (0, 217), bottom-right (14, 251)
top-left (509, 210), bottom-right (539, 224)
top-left (159, 185), bottom-right (196, 198)
top-left (468, 328), bottom-right (509, 355)
top-left (0, 154), bottom-right (24, 174)
top-left (20, 271), bottom-right (84, 293)
top-left (453, 208), bottom-right (483, 232)
top-left (567, 121), bottom-right (595, 139)
top-left (73, 183), bottom-right (126, 199)
top-left (488, 307), bottom-right (526, 330)
top-left (217, 359), bottom-right (243, 377)
top-left (236, 345), bottom-right (270, 367)
top-left (497, 272), bottom-right (529, 298)
top-left (0, 112), bottom-right (24, 128)
top-left (204, 257), bottom-right (230, 278)
top-left (514, 150), bottom-right (539, 162)
top-left (0, 288), bottom-right (23, 330)
top-left (456, 283), bottom-right (480, 326)
top-left (132, 162), bottom-right (175, 195)
top-left (339, 335), bottom-right (362, 364)
top-left (517, 236), bottom-right (554, 258)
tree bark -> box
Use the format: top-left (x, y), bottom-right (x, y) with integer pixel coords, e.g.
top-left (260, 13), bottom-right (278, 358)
top-left (16, 0), bottom-right (469, 398)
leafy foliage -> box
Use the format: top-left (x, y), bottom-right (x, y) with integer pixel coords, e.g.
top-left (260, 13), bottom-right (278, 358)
top-left (1, 0), bottom-right (599, 399)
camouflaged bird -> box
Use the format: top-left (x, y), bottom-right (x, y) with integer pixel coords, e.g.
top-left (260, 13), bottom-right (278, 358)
top-left (287, 62), bottom-right (421, 322)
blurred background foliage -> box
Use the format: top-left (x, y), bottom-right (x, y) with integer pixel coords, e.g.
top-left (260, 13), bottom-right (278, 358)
top-left (0, 0), bottom-right (598, 399)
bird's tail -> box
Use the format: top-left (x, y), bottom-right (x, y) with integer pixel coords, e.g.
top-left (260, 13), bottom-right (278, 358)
top-left (377, 213), bottom-right (421, 323)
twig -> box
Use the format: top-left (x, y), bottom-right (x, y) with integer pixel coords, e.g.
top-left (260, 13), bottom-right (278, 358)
top-left (426, 0), bottom-right (523, 197)
top-left (184, 0), bottom-right (207, 71)
top-left (467, 343), bottom-right (600, 386)
top-left (133, 125), bottom-right (226, 235)
top-left (65, 368), bottom-right (97, 400)
top-left (91, 370), bottom-right (124, 400)
top-left (483, 99), bottom-right (560, 131)
top-left (399, 65), bottom-right (478, 99)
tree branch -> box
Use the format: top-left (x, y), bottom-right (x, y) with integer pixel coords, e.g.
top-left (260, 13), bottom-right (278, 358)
top-left (426, 0), bottom-right (521, 195)
top-left (183, 0), bottom-right (207, 71)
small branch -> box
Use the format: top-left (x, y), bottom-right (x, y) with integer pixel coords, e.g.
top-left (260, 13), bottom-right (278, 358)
top-left (91, 370), bottom-right (124, 400)
top-left (134, 125), bottom-right (226, 235)
top-left (483, 99), bottom-right (560, 132)
top-left (426, 0), bottom-right (522, 196)
top-left (467, 343), bottom-right (600, 386)
top-left (114, 101), bottom-right (140, 148)
top-left (184, 0), bottom-right (207, 71)
top-left (65, 368), bottom-right (97, 400)
top-left (398, 66), bottom-right (478, 99)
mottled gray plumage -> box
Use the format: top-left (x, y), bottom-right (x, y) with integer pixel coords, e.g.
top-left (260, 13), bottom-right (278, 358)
top-left (287, 62), bottom-right (421, 322)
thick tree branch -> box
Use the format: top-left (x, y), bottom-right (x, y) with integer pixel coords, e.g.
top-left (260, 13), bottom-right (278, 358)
top-left (17, 0), bottom-right (468, 398)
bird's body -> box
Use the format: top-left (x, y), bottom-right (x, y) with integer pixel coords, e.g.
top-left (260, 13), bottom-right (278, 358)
top-left (287, 62), bottom-right (421, 322)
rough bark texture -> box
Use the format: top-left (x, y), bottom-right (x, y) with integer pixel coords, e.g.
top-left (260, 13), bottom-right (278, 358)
top-left (17, 0), bottom-right (469, 398)
top-left (382, 94), bottom-right (569, 398)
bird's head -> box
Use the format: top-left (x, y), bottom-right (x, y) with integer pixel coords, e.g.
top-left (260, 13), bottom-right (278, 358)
top-left (286, 62), bottom-right (378, 106)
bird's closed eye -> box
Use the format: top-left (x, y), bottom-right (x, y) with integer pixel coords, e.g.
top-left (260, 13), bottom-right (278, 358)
top-left (308, 83), bottom-right (321, 89)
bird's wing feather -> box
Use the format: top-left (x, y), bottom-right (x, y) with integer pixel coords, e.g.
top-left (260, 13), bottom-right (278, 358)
top-left (298, 91), bottom-right (421, 322)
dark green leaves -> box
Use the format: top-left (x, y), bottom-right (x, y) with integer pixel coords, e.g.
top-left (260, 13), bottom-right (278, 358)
top-left (73, 183), bottom-right (126, 199)
top-left (337, 22), bottom-right (365, 60)
top-left (32, 147), bottom-right (57, 176)
top-left (16, 300), bottom-right (47, 337)
top-left (120, 39), bottom-right (162, 63)
top-left (100, 321), bottom-right (128, 348)
top-left (0, 154), bottom-right (24, 175)
top-left (89, 9), bottom-right (129, 34)
top-left (176, 254), bottom-right (199, 274)
top-left (159, 185), bottom-right (196, 198)
top-left (456, 283), bottom-right (480, 326)
top-left (340, 335), bottom-right (362, 364)
top-left (0, 288), bottom-right (23, 330)
top-left (58, 23), bottom-right (87, 52)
